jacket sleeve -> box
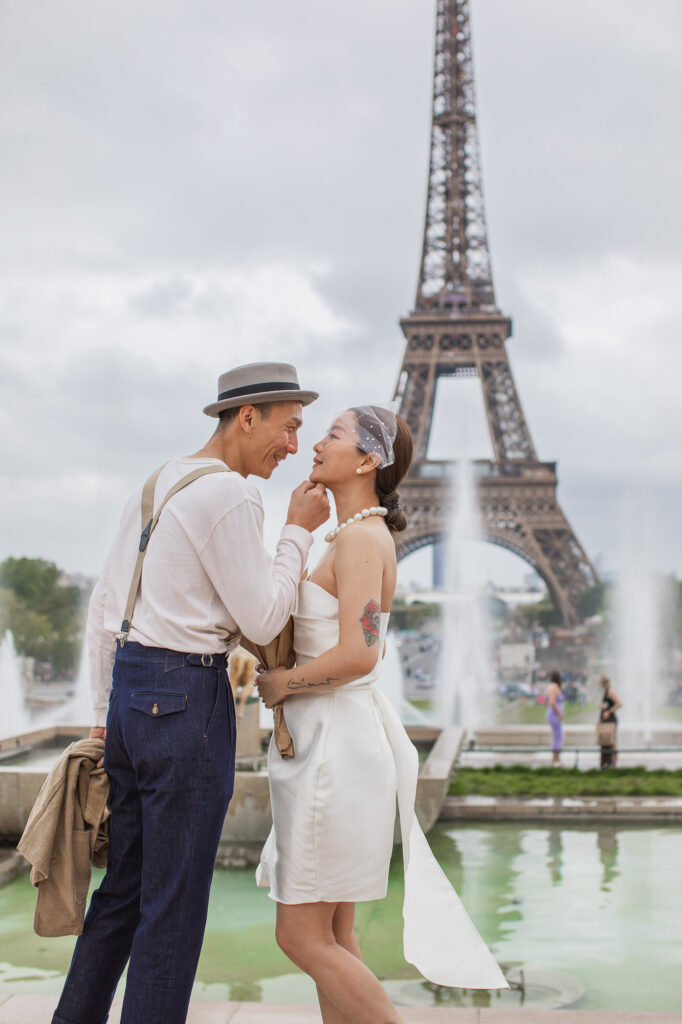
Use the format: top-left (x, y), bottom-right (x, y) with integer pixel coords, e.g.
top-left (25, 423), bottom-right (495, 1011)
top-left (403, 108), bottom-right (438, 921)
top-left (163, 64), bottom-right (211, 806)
top-left (198, 498), bottom-right (312, 645)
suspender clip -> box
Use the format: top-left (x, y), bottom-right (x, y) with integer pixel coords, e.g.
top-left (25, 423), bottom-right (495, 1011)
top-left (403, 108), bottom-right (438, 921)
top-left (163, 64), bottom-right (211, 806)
top-left (139, 518), bottom-right (153, 552)
top-left (118, 620), bottom-right (130, 648)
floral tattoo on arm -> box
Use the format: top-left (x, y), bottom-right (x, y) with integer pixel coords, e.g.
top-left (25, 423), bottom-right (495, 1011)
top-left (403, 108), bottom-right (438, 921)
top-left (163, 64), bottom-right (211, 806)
top-left (359, 599), bottom-right (381, 647)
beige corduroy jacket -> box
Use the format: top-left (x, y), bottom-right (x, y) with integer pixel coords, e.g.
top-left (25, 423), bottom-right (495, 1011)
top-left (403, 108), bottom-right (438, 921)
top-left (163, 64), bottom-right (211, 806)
top-left (17, 738), bottom-right (110, 937)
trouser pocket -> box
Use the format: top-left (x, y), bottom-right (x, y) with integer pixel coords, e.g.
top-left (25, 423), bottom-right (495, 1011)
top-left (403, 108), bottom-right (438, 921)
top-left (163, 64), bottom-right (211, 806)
top-left (129, 690), bottom-right (187, 717)
top-left (201, 672), bottom-right (223, 738)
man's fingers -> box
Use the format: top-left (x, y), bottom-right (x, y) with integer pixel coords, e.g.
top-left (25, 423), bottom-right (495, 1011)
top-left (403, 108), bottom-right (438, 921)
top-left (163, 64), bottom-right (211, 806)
top-left (296, 480), bottom-right (326, 496)
top-left (286, 480), bottom-right (330, 531)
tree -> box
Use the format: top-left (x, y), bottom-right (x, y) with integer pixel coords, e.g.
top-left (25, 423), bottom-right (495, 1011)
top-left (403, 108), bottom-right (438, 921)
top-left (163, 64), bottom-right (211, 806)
top-left (516, 597), bottom-right (559, 629)
top-left (0, 558), bottom-right (90, 674)
top-left (577, 582), bottom-right (609, 620)
top-left (0, 587), bottom-right (53, 660)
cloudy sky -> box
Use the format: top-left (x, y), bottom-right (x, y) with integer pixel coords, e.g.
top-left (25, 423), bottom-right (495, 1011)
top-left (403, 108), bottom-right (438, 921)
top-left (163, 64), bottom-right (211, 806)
top-left (1, 0), bottom-right (680, 589)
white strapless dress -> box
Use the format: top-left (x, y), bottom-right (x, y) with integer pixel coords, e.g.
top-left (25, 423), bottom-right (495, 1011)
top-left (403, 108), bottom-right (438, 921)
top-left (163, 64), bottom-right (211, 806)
top-left (256, 580), bottom-right (508, 989)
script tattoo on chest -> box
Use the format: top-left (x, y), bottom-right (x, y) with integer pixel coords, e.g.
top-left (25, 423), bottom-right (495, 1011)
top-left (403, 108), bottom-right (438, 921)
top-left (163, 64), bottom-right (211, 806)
top-left (286, 677), bottom-right (339, 691)
top-left (359, 599), bottom-right (381, 647)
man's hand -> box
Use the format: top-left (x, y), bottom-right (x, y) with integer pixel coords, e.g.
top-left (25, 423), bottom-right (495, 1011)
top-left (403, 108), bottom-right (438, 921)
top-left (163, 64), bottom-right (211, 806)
top-left (89, 726), bottom-right (106, 767)
top-left (286, 481), bottom-right (330, 533)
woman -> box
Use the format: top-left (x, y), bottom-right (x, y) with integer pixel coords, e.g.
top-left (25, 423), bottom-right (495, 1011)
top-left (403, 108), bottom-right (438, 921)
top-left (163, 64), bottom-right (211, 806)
top-left (545, 670), bottom-right (564, 766)
top-left (598, 674), bottom-right (622, 768)
top-left (256, 406), bottom-right (507, 1024)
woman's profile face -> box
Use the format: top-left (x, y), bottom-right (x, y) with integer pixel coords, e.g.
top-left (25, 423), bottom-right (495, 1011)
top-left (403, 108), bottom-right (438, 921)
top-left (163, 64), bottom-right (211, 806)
top-left (310, 412), bottom-right (365, 487)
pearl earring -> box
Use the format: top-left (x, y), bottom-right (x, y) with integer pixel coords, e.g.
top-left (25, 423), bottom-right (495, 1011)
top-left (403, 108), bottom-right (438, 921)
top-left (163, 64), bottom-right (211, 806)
top-left (356, 468), bottom-right (362, 475)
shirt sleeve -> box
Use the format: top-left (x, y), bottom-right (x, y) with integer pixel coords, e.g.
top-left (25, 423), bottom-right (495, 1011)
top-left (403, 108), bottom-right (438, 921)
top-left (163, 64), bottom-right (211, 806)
top-left (198, 498), bottom-right (313, 645)
top-left (86, 550), bottom-right (117, 728)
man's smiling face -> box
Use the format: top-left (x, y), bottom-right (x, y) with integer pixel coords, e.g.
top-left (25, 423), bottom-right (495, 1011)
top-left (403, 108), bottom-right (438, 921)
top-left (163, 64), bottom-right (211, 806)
top-left (247, 400), bottom-right (303, 479)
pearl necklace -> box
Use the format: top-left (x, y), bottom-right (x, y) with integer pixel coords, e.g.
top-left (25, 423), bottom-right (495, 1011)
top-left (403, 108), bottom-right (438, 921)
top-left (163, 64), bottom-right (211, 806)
top-left (324, 506), bottom-right (388, 543)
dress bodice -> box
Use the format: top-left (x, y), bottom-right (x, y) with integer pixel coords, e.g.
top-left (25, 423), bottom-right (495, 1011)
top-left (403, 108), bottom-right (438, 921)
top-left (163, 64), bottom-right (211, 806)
top-left (293, 580), bottom-right (389, 690)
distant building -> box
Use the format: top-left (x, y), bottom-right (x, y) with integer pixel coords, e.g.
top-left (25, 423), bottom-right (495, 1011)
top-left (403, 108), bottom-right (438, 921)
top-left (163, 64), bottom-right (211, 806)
top-left (498, 641), bottom-right (535, 683)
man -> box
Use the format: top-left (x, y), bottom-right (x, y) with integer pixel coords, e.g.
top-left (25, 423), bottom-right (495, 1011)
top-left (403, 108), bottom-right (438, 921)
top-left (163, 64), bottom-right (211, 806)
top-left (52, 362), bottom-right (329, 1024)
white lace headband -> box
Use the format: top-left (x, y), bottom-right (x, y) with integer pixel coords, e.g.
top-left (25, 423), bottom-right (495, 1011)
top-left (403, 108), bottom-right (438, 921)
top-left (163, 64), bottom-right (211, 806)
top-left (326, 407), bottom-right (398, 469)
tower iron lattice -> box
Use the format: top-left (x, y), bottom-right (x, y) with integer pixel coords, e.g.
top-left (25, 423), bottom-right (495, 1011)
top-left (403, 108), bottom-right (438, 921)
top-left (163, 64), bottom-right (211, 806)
top-left (393, 0), bottom-right (598, 625)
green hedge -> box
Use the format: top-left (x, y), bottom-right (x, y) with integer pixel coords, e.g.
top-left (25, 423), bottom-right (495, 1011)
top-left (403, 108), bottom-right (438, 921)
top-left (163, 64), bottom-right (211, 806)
top-left (449, 765), bottom-right (682, 798)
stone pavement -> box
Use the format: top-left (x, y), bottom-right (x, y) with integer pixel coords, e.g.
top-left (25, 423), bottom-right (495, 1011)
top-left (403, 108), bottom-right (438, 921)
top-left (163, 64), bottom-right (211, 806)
top-left (1, 997), bottom-right (681, 1023)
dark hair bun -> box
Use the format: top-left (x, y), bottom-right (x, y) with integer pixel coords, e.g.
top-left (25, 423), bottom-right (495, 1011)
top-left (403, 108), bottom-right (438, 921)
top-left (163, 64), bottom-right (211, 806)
top-left (380, 489), bottom-right (407, 534)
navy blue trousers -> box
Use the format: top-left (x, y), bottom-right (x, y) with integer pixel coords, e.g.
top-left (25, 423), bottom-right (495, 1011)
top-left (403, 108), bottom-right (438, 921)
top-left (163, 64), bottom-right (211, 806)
top-left (53, 642), bottom-right (236, 1024)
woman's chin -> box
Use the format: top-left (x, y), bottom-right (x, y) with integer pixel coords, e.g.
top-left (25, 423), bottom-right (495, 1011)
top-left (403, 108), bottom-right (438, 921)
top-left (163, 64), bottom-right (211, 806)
top-left (310, 467), bottom-right (332, 487)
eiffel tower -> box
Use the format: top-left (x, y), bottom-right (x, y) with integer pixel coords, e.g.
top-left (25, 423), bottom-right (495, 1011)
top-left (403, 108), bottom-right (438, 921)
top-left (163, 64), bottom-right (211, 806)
top-left (393, 0), bottom-right (598, 625)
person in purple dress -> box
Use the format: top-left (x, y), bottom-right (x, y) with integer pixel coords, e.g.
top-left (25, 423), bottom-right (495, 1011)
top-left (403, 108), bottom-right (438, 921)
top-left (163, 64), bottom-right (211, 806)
top-left (545, 670), bottom-right (564, 766)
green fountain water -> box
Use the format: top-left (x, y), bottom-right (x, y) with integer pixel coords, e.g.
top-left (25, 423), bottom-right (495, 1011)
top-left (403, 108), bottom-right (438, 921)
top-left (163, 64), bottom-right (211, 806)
top-left (1, 822), bottom-right (680, 1010)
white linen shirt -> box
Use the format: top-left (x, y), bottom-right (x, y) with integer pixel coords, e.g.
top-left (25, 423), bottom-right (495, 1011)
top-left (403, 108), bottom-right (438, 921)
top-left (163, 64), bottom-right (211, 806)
top-left (87, 457), bottom-right (312, 726)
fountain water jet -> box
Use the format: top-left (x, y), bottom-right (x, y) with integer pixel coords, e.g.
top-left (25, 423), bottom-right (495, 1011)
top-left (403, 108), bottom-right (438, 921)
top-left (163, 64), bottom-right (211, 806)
top-left (0, 630), bottom-right (30, 738)
top-left (0, 630), bottom-right (93, 737)
top-left (614, 493), bottom-right (671, 744)
top-left (436, 460), bottom-right (496, 731)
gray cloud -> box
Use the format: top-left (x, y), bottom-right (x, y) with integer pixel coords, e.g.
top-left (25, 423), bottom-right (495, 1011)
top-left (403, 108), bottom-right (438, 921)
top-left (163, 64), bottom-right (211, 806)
top-left (1, 0), bottom-right (681, 584)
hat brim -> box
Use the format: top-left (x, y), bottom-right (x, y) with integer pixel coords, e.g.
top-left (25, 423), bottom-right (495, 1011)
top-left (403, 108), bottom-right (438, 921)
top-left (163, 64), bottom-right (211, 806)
top-left (203, 389), bottom-right (319, 417)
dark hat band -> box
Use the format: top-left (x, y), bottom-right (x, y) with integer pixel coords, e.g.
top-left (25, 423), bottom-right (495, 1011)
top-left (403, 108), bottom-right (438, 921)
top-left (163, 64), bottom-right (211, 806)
top-left (217, 381), bottom-right (301, 402)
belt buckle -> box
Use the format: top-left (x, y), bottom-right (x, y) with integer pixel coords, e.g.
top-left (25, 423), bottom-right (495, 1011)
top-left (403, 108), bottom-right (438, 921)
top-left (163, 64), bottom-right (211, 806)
top-left (201, 653), bottom-right (213, 668)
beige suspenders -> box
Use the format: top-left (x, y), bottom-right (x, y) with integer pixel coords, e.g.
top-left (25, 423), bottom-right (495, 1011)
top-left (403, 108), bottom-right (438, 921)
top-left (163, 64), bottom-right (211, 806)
top-left (118, 463), bottom-right (238, 650)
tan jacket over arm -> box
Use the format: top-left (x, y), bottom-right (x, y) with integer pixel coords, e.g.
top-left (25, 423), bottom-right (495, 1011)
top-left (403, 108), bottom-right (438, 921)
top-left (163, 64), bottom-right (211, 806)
top-left (241, 619), bottom-right (295, 758)
top-left (17, 738), bottom-right (109, 937)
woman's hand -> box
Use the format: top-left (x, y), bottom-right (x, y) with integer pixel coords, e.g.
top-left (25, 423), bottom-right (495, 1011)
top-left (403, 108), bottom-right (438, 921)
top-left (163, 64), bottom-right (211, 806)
top-left (256, 667), bottom-right (292, 709)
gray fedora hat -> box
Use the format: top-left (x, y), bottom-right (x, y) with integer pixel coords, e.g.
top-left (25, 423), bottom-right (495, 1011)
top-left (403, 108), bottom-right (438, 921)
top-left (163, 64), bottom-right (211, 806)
top-left (203, 361), bottom-right (319, 417)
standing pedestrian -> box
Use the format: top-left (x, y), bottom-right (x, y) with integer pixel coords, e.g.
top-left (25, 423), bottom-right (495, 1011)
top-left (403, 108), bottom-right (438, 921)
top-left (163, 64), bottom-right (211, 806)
top-left (597, 674), bottom-right (622, 769)
top-left (256, 406), bottom-right (507, 1022)
top-left (51, 362), bottom-right (329, 1024)
top-left (545, 670), bottom-right (564, 766)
